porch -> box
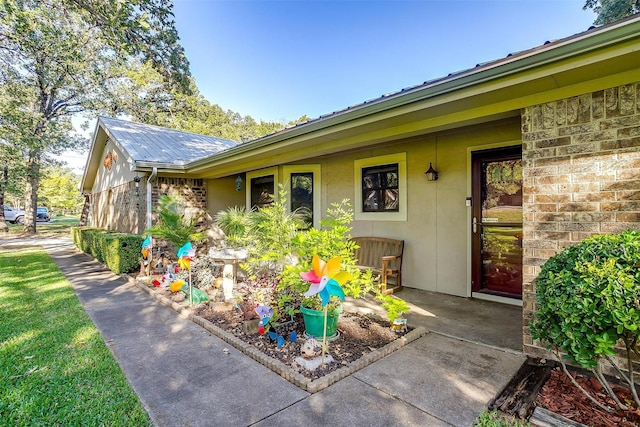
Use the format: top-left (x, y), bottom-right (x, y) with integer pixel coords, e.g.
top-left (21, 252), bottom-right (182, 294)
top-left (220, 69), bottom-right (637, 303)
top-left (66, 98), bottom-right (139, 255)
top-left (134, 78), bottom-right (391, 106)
top-left (345, 287), bottom-right (523, 353)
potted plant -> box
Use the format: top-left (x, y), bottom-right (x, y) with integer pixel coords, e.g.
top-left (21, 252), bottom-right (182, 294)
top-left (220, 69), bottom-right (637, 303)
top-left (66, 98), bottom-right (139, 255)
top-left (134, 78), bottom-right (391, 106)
top-left (275, 200), bottom-right (375, 339)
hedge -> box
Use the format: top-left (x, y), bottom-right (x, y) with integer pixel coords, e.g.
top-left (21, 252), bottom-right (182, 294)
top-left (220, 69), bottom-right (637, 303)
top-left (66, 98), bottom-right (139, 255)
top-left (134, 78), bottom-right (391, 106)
top-left (71, 227), bottom-right (144, 275)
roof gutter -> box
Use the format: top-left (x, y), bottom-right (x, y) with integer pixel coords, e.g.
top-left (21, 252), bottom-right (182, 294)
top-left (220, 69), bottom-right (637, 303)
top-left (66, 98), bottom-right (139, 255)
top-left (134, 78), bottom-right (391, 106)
top-left (146, 167), bottom-right (157, 230)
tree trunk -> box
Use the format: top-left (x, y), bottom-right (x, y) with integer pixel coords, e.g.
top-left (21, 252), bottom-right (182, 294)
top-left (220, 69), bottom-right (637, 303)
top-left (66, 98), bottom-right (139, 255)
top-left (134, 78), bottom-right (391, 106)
top-left (0, 164), bottom-right (8, 232)
top-left (23, 152), bottom-right (40, 234)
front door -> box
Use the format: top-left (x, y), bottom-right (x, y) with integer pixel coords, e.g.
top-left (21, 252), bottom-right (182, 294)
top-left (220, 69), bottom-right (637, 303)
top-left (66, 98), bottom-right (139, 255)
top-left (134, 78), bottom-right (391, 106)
top-left (471, 146), bottom-right (523, 299)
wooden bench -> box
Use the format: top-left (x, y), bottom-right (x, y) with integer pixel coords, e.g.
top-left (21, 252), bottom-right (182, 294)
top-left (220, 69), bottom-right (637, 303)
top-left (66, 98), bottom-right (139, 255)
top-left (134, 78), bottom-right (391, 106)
top-left (351, 237), bottom-right (404, 294)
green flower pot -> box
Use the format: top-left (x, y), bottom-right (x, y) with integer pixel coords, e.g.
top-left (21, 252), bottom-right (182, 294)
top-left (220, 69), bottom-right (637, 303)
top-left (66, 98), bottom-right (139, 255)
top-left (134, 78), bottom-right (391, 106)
top-left (300, 304), bottom-right (342, 342)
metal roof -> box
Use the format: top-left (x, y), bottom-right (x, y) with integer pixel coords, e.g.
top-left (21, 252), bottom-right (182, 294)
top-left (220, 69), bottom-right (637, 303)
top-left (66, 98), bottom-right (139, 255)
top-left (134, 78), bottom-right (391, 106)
top-left (98, 116), bottom-right (239, 166)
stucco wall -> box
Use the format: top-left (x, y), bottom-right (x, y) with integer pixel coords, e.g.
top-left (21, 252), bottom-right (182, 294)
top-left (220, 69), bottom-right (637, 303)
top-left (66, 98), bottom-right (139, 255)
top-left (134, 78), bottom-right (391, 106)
top-left (521, 81), bottom-right (640, 356)
top-left (235, 117), bottom-right (521, 296)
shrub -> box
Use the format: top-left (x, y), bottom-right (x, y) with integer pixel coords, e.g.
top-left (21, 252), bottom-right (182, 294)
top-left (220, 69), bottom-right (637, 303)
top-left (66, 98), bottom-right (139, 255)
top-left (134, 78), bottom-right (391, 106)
top-left (71, 227), bottom-right (144, 274)
top-left (276, 199), bottom-right (374, 314)
top-left (529, 230), bottom-right (640, 411)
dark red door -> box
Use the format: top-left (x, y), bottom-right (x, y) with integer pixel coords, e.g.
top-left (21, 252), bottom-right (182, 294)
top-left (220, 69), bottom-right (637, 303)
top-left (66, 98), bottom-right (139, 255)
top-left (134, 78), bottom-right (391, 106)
top-left (471, 146), bottom-right (523, 299)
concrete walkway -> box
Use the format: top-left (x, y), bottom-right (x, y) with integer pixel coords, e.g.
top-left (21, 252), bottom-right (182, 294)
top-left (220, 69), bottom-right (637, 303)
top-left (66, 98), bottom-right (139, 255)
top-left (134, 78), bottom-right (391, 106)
top-left (2, 236), bottom-right (526, 426)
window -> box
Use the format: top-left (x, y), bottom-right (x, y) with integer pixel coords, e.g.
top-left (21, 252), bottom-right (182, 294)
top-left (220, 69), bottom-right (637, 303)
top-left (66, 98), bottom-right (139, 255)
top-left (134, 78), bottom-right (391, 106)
top-left (291, 173), bottom-right (314, 228)
top-left (283, 165), bottom-right (321, 229)
top-left (250, 176), bottom-right (274, 209)
top-left (362, 163), bottom-right (399, 212)
top-left (354, 153), bottom-right (407, 221)
top-left (246, 167), bottom-right (278, 211)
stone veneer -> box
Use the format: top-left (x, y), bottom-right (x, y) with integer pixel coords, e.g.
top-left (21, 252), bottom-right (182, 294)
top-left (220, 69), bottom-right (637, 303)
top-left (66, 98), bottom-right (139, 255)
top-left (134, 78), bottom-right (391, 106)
top-left (521, 82), bottom-right (640, 356)
top-left (91, 180), bottom-right (146, 234)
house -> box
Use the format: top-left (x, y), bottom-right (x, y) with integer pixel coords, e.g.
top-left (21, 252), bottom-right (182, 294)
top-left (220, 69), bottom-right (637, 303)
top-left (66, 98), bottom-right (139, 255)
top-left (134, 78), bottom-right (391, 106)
top-left (80, 15), bottom-right (640, 355)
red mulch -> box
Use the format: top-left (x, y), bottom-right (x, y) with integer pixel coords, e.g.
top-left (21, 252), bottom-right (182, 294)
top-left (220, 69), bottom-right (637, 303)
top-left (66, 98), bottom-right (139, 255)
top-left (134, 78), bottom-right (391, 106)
top-left (537, 368), bottom-right (640, 427)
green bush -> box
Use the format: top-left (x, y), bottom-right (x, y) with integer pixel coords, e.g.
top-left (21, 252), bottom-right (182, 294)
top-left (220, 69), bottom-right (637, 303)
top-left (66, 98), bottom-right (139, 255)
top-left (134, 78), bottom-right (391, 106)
top-left (529, 230), bottom-right (640, 410)
top-left (71, 227), bottom-right (144, 274)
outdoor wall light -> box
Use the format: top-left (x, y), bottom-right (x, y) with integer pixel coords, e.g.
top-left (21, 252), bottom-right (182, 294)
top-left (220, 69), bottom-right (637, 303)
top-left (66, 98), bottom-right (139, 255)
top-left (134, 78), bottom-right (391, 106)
top-left (235, 175), bottom-right (243, 192)
top-left (424, 162), bottom-right (439, 182)
top-left (134, 175), bottom-right (141, 195)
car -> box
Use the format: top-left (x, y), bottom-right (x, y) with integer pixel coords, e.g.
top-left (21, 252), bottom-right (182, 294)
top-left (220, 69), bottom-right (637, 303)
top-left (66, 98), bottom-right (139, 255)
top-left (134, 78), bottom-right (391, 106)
top-left (2, 205), bottom-right (25, 224)
top-left (37, 206), bottom-right (50, 222)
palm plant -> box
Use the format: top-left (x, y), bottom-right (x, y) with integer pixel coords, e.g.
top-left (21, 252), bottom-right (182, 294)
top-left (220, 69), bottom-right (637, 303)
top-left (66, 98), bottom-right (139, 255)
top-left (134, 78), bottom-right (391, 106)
top-left (145, 195), bottom-right (205, 249)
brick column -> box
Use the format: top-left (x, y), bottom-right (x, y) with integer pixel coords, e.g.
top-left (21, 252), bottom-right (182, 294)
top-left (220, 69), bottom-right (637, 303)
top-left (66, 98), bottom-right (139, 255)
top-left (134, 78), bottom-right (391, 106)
top-left (521, 82), bottom-right (640, 355)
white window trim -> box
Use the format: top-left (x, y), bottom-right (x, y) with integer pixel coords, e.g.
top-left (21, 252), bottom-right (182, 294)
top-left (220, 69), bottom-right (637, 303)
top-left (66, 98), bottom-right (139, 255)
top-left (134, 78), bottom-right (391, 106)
top-left (283, 165), bottom-right (321, 229)
top-left (354, 153), bottom-right (407, 221)
top-left (245, 167), bottom-right (279, 210)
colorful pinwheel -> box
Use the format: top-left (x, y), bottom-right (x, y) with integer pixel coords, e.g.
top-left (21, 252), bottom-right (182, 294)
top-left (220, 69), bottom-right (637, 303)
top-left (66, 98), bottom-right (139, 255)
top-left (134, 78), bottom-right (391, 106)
top-left (176, 242), bottom-right (195, 270)
top-left (177, 242), bottom-right (196, 304)
top-left (300, 255), bottom-right (351, 307)
top-left (300, 254), bottom-right (352, 366)
top-left (141, 235), bottom-right (152, 260)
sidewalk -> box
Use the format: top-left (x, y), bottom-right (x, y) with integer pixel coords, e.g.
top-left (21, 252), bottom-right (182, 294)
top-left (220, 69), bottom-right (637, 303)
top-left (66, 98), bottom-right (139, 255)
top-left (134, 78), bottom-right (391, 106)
top-left (3, 236), bottom-right (526, 426)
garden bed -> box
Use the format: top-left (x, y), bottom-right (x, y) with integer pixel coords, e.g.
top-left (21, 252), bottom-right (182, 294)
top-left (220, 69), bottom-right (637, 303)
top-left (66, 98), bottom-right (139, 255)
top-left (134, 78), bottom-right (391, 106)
top-left (490, 358), bottom-right (640, 426)
top-left (130, 276), bottom-right (426, 393)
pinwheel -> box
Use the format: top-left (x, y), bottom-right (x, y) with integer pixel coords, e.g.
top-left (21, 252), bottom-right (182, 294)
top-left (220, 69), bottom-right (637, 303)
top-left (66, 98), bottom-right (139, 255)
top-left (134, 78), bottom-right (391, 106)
top-left (176, 242), bottom-right (195, 270)
top-left (141, 236), bottom-right (152, 275)
top-left (177, 242), bottom-right (195, 304)
top-left (300, 254), bottom-right (352, 365)
top-left (301, 255), bottom-right (351, 307)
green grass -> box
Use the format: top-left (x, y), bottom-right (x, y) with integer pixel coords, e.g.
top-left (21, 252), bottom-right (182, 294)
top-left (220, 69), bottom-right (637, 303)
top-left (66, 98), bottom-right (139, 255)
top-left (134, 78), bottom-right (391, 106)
top-left (0, 248), bottom-right (151, 426)
top-left (6, 214), bottom-right (80, 237)
top-left (474, 410), bottom-right (530, 426)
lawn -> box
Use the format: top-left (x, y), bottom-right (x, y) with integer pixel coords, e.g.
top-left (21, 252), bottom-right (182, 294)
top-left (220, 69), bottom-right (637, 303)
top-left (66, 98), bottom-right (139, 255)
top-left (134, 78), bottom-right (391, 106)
top-left (0, 248), bottom-right (151, 426)
top-left (5, 214), bottom-right (81, 237)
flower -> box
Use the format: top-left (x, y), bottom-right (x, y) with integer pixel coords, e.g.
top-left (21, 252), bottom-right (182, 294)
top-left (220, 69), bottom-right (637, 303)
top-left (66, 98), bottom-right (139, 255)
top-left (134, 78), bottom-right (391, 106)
top-left (300, 254), bottom-right (352, 307)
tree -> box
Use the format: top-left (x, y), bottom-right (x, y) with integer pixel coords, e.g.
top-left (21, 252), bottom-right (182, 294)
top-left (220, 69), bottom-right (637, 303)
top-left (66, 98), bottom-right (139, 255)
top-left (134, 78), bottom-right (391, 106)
top-left (38, 166), bottom-right (83, 214)
top-left (0, 0), bottom-right (190, 234)
top-left (584, 0), bottom-right (640, 24)
top-left (113, 61), bottom-right (309, 141)
top-left (0, 139), bottom-right (25, 231)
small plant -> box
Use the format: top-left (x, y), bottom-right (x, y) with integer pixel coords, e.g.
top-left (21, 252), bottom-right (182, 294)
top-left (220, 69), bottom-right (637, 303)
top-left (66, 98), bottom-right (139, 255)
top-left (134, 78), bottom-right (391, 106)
top-left (214, 205), bottom-right (251, 250)
top-left (529, 230), bottom-right (640, 412)
top-left (276, 199), bottom-right (374, 315)
top-left (474, 410), bottom-right (529, 427)
top-left (376, 294), bottom-right (410, 322)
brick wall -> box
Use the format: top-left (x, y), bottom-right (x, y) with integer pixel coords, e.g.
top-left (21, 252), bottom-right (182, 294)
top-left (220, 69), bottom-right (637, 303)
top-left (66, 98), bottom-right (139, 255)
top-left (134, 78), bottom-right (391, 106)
top-left (521, 82), bottom-right (640, 356)
top-left (90, 177), bottom-right (208, 235)
top-left (152, 177), bottom-right (208, 225)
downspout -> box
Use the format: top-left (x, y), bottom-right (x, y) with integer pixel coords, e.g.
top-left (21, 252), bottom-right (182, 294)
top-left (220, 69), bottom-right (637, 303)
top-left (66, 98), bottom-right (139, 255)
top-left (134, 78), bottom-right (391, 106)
top-left (146, 167), bottom-right (157, 230)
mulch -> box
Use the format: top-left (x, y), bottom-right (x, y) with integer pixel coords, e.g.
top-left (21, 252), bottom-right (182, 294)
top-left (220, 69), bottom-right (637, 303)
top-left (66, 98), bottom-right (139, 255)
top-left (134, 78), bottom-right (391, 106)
top-left (490, 357), bottom-right (640, 427)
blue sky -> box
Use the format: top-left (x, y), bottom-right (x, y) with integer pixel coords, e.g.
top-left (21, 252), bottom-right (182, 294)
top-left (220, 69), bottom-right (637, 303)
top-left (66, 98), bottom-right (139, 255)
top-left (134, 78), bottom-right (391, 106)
top-left (172, 0), bottom-right (597, 123)
top-left (66, 0), bottom-right (597, 171)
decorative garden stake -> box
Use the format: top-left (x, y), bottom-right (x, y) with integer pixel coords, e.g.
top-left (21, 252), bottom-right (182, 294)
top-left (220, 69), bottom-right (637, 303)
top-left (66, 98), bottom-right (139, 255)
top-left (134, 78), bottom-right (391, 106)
top-left (255, 305), bottom-right (297, 348)
top-left (177, 242), bottom-right (195, 304)
top-left (255, 305), bottom-right (273, 336)
top-left (300, 254), bottom-right (351, 366)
